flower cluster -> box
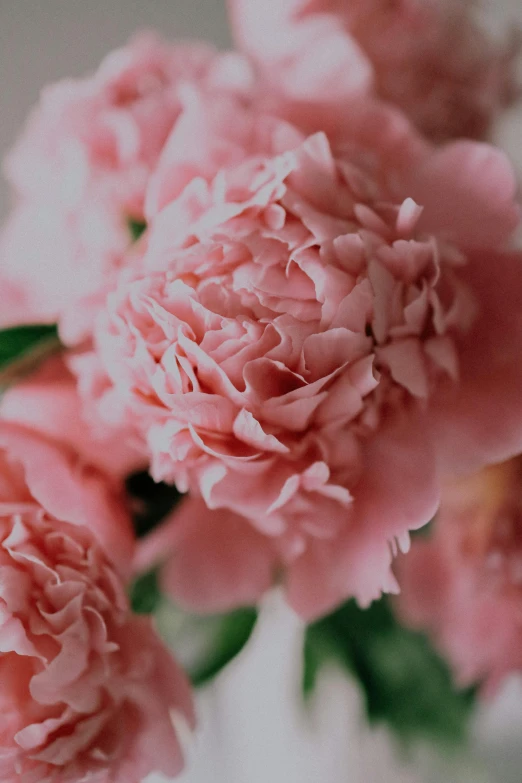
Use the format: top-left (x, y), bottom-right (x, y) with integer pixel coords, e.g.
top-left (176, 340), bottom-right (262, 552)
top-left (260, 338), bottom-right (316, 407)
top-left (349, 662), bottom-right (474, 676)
top-left (0, 0), bottom-right (522, 777)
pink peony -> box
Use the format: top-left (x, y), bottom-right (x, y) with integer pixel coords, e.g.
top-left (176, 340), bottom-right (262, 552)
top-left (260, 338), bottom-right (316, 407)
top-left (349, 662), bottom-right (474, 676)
top-left (0, 422), bottom-right (194, 782)
top-left (0, 32), bottom-right (252, 344)
top-left (396, 458), bottom-right (522, 692)
top-left (228, 0), bottom-right (519, 143)
top-left (0, 423), bottom-right (134, 577)
top-left (85, 92), bottom-right (522, 619)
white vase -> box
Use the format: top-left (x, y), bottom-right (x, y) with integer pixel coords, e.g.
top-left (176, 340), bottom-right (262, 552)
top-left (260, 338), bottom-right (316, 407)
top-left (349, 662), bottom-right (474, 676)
top-left (147, 592), bottom-right (522, 783)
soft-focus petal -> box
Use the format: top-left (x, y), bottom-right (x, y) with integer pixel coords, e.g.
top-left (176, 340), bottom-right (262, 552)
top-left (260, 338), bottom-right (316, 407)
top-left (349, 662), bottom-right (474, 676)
top-left (138, 496), bottom-right (276, 613)
top-left (229, 0), bottom-right (519, 143)
top-left (428, 250), bottom-right (522, 475)
top-left (287, 414), bottom-right (439, 619)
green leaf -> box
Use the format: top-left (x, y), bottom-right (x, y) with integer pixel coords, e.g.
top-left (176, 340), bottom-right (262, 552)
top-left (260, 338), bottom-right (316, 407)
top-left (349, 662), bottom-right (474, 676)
top-left (127, 217), bottom-right (147, 243)
top-left (188, 608), bottom-right (258, 687)
top-left (411, 518), bottom-right (434, 540)
top-left (302, 623), bottom-right (332, 697)
top-left (153, 597), bottom-right (258, 687)
top-left (125, 470), bottom-right (184, 539)
top-left (0, 324), bottom-right (60, 386)
top-left (0, 324), bottom-right (59, 369)
top-left (304, 598), bottom-right (476, 748)
top-left (130, 568), bottom-right (162, 615)
top-left (129, 567), bottom-right (258, 685)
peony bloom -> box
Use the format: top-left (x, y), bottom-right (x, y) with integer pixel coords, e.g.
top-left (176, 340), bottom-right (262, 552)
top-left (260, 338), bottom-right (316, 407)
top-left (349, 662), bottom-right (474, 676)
top-left (0, 423), bottom-right (194, 782)
top-left (228, 0), bottom-right (519, 144)
top-left (0, 32), bottom-right (252, 344)
top-left (396, 458), bottom-right (522, 692)
top-left (85, 90), bottom-right (522, 619)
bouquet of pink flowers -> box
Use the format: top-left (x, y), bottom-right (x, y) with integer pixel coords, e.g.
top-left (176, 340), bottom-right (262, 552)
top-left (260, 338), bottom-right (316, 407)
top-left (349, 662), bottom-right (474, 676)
top-left (1, 1), bottom-right (521, 780)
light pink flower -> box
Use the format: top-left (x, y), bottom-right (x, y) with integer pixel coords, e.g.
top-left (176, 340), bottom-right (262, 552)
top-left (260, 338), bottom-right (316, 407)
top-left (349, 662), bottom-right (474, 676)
top-left (87, 94), bottom-right (522, 619)
top-left (0, 32), bottom-right (252, 344)
top-left (229, 0), bottom-right (519, 143)
top-left (0, 422), bottom-right (194, 783)
top-left (396, 458), bottom-right (522, 692)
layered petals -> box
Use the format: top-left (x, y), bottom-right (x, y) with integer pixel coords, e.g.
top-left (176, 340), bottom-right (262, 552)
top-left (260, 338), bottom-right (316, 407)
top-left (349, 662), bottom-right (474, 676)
top-left (83, 97), bottom-right (518, 616)
top-left (0, 423), bottom-right (194, 782)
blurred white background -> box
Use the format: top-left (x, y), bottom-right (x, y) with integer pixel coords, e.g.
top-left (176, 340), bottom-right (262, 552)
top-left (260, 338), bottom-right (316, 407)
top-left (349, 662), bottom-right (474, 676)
top-left (169, 594), bottom-right (522, 783)
top-left (1, 2), bottom-right (522, 782)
